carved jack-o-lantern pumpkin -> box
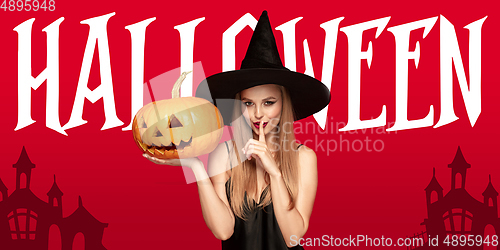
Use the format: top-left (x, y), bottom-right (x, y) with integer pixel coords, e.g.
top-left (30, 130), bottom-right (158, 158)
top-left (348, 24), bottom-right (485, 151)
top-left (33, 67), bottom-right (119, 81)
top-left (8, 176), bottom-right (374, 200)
top-left (133, 72), bottom-right (223, 159)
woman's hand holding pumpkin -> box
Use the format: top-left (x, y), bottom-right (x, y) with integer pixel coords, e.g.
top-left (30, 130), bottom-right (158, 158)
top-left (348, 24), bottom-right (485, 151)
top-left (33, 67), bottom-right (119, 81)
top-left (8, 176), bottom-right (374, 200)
top-left (242, 121), bottom-right (281, 178)
top-left (143, 154), bottom-right (202, 169)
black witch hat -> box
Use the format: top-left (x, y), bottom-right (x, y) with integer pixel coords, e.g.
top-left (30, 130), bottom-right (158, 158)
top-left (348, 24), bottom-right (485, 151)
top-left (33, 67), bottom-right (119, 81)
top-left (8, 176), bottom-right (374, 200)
top-left (196, 11), bottom-right (330, 125)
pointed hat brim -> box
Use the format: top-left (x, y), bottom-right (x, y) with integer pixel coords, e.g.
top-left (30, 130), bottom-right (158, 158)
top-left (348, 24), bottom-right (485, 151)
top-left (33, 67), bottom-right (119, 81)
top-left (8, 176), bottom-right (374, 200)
top-left (196, 68), bottom-right (330, 126)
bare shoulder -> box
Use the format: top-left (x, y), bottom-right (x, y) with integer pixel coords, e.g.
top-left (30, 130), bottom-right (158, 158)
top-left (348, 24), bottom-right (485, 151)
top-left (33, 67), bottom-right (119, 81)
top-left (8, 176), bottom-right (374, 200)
top-left (297, 145), bottom-right (317, 167)
top-left (297, 145), bottom-right (318, 180)
top-left (209, 141), bottom-right (230, 161)
top-left (207, 141), bottom-right (232, 181)
top-left (208, 142), bottom-right (233, 207)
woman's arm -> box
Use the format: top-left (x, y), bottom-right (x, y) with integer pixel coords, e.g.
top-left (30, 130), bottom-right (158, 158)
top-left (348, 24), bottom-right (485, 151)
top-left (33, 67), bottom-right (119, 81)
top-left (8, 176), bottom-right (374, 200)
top-left (269, 145), bottom-right (318, 247)
top-left (199, 143), bottom-right (235, 240)
top-left (143, 143), bottom-right (235, 240)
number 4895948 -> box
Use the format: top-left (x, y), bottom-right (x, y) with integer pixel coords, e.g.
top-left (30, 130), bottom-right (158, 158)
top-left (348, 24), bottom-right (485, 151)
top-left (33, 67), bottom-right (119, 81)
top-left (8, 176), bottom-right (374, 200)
top-left (1, 0), bottom-right (55, 11)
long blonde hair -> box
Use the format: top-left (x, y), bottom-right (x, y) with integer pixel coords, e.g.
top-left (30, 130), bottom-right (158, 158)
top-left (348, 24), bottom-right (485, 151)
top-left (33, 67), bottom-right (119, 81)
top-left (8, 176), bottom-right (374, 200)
top-left (228, 85), bottom-right (299, 220)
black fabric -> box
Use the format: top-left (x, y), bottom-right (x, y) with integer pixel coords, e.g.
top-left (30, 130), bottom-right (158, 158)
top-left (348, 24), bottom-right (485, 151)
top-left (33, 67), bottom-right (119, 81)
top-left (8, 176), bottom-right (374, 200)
top-left (222, 178), bottom-right (304, 250)
top-left (240, 11), bottom-right (285, 70)
top-left (221, 142), bottom-right (305, 250)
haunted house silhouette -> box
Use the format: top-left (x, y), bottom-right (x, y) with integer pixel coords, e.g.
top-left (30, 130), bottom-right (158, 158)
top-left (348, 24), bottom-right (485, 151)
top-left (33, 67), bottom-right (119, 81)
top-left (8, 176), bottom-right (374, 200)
top-left (409, 146), bottom-right (500, 249)
top-left (0, 147), bottom-right (108, 250)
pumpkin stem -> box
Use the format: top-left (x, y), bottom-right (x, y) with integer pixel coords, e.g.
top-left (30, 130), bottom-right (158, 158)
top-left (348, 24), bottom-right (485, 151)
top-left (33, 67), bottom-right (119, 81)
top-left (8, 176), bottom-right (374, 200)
top-left (172, 71), bottom-right (192, 99)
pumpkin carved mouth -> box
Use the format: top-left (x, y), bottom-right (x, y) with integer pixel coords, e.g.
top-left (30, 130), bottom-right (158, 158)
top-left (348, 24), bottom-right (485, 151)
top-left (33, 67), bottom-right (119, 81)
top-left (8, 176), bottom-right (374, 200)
top-left (138, 135), bottom-right (194, 159)
top-left (151, 136), bottom-right (193, 151)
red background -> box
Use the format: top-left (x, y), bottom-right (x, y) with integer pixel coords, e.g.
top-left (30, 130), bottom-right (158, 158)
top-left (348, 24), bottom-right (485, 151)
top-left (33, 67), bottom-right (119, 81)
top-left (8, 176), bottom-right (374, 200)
top-left (0, 0), bottom-right (499, 248)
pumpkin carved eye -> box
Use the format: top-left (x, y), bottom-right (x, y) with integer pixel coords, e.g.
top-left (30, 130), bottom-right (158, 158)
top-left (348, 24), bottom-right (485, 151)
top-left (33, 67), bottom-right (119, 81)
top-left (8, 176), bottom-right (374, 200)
top-left (139, 117), bottom-right (147, 128)
top-left (169, 115), bottom-right (183, 128)
top-left (153, 127), bottom-right (163, 137)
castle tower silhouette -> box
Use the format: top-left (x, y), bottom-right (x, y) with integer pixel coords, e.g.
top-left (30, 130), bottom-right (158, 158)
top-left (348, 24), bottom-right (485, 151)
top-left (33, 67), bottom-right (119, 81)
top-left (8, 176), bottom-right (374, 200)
top-left (0, 147), bottom-right (108, 250)
top-left (409, 146), bottom-right (500, 249)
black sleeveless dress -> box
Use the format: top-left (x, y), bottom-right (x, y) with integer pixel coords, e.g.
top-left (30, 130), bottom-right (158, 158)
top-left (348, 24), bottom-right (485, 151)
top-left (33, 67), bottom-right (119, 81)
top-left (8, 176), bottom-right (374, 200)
top-left (221, 143), bottom-right (305, 250)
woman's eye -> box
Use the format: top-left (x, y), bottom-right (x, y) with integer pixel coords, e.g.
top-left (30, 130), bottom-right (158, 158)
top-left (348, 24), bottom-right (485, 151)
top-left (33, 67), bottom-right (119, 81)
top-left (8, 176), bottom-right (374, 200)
top-left (264, 101), bottom-right (275, 106)
top-left (244, 102), bottom-right (253, 106)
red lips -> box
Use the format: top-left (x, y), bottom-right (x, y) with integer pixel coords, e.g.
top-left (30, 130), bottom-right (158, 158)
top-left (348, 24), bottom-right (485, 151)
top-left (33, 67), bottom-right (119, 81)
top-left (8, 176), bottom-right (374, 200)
top-left (253, 121), bottom-right (268, 129)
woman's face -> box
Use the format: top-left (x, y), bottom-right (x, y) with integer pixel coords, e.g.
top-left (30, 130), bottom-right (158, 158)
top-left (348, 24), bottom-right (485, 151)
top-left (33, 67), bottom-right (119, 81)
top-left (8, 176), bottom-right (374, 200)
top-left (240, 84), bottom-right (282, 136)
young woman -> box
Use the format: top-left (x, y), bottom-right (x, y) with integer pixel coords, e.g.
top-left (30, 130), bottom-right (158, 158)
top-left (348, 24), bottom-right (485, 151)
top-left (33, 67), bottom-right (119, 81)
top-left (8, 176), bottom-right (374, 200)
top-left (143, 11), bottom-right (330, 250)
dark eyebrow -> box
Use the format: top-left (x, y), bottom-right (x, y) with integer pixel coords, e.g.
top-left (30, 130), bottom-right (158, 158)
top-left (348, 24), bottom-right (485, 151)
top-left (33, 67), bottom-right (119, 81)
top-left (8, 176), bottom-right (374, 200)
top-left (263, 97), bottom-right (278, 101)
top-left (241, 97), bottom-right (277, 102)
